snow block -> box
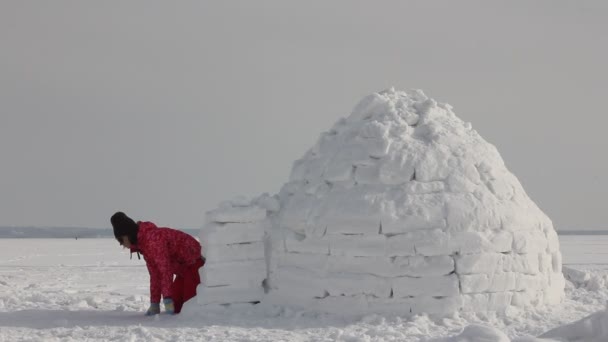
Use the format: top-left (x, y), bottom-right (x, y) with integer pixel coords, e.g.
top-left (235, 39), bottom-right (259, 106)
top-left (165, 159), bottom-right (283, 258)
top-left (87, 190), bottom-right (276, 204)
top-left (538, 252), bottom-right (552, 273)
top-left (501, 206), bottom-right (541, 232)
top-left (516, 274), bottom-right (547, 291)
top-left (544, 275), bottom-right (565, 305)
top-left (204, 241), bottom-right (265, 264)
top-left (392, 255), bottom-right (454, 277)
top-left (278, 252), bottom-right (328, 275)
top-left (446, 171), bottom-right (479, 193)
top-left (408, 295), bottom-right (464, 315)
top-left (324, 221), bottom-right (381, 235)
top-left (460, 273), bottom-right (519, 294)
top-left (320, 208), bottom-right (382, 234)
top-left (416, 231), bottom-right (453, 256)
top-left (511, 290), bottom-right (543, 307)
top-left (370, 296), bottom-right (464, 315)
top-left (327, 234), bottom-right (387, 257)
top-left (381, 194), bottom-right (446, 234)
top-left (327, 256), bottom-right (397, 277)
top-left (272, 268), bottom-right (327, 298)
top-left (303, 157), bottom-right (330, 182)
top-left (279, 193), bottom-right (316, 234)
top-left (201, 222), bottom-right (266, 246)
top-left (307, 131), bottom-right (335, 158)
top-left (488, 230), bottom-right (513, 253)
top-left (301, 181), bottom-right (331, 197)
top-left (354, 164), bottom-right (381, 185)
top-left (324, 157), bottom-right (355, 182)
top-left (562, 266), bottom-right (590, 285)
top-left (545, 228), bottom-right (560, 252)
top-left (284, 234), bottom-right (329, 255)
top-left (392, 230), bottom-right (507, 257)
top-left (282, 251), bottom-right (461, 283)
top-left (404, 181), bottom-right (445, 194)
top-left (279, 180), bottom-right (303, 196)
top-left (359, 120), bottom-right (390, 139)
top-left (363, 137), bottom-right (391, 158)
top-left (449, 232), bottom-right (509, 255)
top-left (206, 205), bottom-right (267, 223)
top-left (548, 272), bottom-right (566, 291)
top-left (391, 274), bottom-right (459, 298)
top-left (461, 292), bottom-right (513, 312)
top-left (385, 233), bottom-right (417, 257)
top-left (378, 152), bottom-right (416, 185)
top-left (487, 177), bottom-right (514, 200)
top-left (314, 295), bottom-right (371, 316)
top-left (446, 162), bottom-right (481, 193)
top-left (503, 253), bottom-right (540, 275)
top-left (460, 274), bottom-right (489, 294)
top-left (325, 273), bottom-right (391, 297)
top-left (455, 253), bottom-right (503, 275)
top-left (551, 252), bottom-right (563, 273)
top-left (415, 144), bottom-right (453, 182)
top-left (342, 143), bottom-right (379, 166)
top-left (318, 189), bottom-right (383, 235)
top-left (198, 286), bottom-right (264, 305)
top-left (512, 230), bottom-right (548, 254)
top-left (254, 194), bottom-right (280, 213)
top-left (201, 260), bottom-right (266, 288)
top-left (445, 193), bottom-right (501, 232)
top-left (264, 289), bottom-right (310, 309)
top-left (400, 229), bottom-right (449, 257)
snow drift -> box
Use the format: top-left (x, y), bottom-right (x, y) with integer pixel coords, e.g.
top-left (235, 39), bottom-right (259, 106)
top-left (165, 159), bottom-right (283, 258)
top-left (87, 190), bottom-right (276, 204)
top-left (199, 88), bottom-right (564, 315)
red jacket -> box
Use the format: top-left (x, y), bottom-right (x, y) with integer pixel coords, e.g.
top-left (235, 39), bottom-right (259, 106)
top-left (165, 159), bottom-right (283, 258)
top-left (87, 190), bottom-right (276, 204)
top-left (131, 221), bottom-right (202, 303)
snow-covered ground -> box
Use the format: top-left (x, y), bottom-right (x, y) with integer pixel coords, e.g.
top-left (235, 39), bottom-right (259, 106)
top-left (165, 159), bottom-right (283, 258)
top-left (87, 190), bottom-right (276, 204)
top-left (1, 236), bottom-right (608, 342)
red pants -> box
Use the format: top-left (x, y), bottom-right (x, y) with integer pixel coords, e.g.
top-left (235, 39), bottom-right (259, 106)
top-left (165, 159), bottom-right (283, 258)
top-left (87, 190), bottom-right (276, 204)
top-left (171, 257), bottom-right (205, 313)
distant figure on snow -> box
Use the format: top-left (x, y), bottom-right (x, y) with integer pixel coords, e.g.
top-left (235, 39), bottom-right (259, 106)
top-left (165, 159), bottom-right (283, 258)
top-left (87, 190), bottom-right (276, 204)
top-left (111, 212), bottom-right (205, 315)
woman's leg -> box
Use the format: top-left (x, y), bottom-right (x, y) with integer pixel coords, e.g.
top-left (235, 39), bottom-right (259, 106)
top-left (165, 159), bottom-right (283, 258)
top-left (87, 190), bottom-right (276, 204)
top-left (175, 258), bottom-right (205, 313)
top-left (170, 275), bottom-right (185, 313)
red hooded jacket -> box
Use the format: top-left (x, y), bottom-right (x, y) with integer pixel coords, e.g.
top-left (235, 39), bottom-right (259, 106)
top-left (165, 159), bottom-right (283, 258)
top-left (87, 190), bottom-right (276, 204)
top-left (131, 221), bottom-right (202, 303)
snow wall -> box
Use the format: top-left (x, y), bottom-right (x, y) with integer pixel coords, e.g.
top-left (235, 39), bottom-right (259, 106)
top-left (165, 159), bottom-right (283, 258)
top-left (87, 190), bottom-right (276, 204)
top-left (198, 88), bottom-right (565, 315)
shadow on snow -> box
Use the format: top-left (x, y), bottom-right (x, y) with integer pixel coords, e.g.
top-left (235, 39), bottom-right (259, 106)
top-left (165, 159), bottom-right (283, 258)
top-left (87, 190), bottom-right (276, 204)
top-left (0, 310), bottom-right (175, 329)
top-left (0, 307), bottom-right (358, 330)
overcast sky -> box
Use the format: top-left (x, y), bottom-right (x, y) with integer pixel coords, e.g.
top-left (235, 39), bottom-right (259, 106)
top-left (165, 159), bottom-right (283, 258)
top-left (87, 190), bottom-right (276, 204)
top-left (1, 1), bottom-right (607, 230)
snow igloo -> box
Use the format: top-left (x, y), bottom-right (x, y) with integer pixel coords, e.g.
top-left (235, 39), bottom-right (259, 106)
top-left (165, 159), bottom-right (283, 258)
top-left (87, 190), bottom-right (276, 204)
top-left (198, 88), bottom-right (565, 316)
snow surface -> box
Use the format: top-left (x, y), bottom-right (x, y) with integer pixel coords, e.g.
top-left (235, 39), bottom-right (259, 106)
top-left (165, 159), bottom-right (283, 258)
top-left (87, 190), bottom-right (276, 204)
top-left (200, 89), bottom-right (564, 314)
top-left (1, 235), bottom-right (608, 341)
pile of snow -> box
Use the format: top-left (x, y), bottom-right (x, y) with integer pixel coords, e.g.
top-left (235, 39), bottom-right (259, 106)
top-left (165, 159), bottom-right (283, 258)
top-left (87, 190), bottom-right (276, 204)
top-left (538, 307), bottom-right (608, 342)
top-left (442, 307), bottom-right (608, 342)
top-left (200, 88), bottom-right (564, 315)
top-left (562, 266), bottom-right (608, 291)
top-left (198, 195), bottom-right (278, 306)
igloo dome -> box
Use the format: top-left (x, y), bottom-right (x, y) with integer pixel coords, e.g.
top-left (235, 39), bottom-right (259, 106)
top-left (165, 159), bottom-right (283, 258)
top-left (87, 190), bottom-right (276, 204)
top-left (268, 88), bottom-right (564, 315)
top-left (198, 88), bottom-right (564, 316)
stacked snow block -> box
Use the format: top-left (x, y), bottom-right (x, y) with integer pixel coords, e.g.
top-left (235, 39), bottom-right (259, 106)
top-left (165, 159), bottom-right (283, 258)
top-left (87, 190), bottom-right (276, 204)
top-left (271, 192), bottom-right (564, 315)
top-left (198, 196), bottom-right (277, 306)
top-left (269, 215), bottom-right (460, 314)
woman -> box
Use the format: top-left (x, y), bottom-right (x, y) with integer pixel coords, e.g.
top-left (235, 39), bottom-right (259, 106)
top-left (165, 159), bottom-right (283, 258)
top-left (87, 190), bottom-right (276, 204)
top-left (111, 212), bottom-right (205, 315)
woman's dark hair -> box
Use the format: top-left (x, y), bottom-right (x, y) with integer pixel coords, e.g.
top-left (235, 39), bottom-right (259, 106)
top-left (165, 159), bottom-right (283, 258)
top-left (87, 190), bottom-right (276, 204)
top-left (111, 211), bottom-right (139, 245)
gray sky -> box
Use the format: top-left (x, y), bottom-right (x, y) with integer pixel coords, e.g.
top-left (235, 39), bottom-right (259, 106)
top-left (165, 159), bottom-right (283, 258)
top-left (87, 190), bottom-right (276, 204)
top-left (1, 1), bottom-right (607, 230)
